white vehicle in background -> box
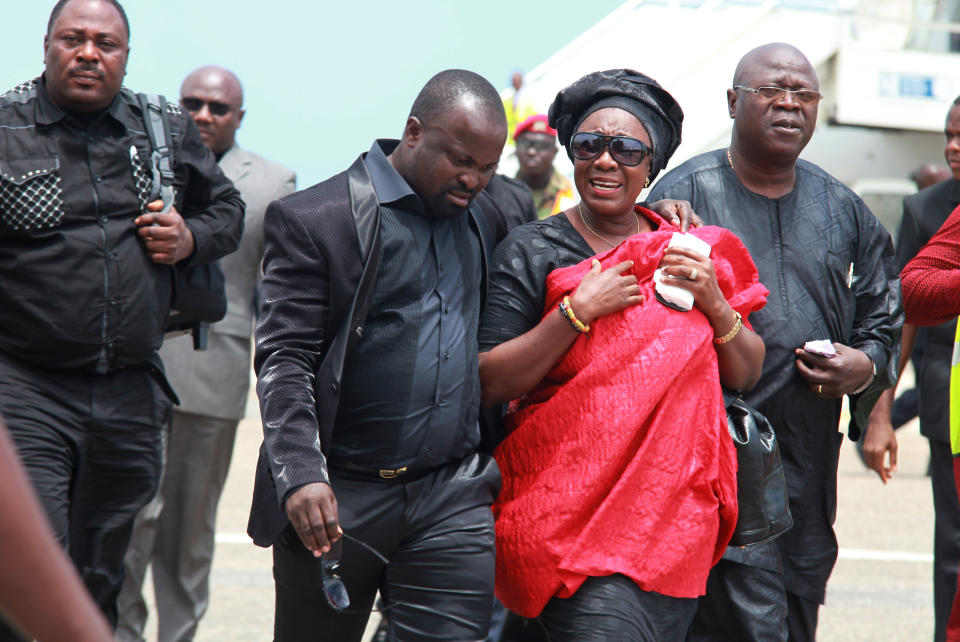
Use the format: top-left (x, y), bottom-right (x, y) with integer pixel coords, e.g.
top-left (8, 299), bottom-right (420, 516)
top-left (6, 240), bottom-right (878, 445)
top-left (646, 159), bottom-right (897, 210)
top-left (514, 0), bottom-right (960, 219)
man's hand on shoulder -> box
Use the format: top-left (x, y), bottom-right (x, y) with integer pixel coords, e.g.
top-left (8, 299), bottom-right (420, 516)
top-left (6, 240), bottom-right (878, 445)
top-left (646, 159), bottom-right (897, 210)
top-left (794, 343), bottom-right (875, 398)
top-left (135, 199), bottom-right (196, 264)
top-left (285, 482), bottom-right (340, 557)
top-left (645, 199), bottom-right (703, 231)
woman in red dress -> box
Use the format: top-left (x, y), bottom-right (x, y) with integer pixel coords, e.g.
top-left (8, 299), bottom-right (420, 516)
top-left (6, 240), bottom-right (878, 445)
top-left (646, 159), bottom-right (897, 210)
top-left (478, 69), bottom-right (767, 641)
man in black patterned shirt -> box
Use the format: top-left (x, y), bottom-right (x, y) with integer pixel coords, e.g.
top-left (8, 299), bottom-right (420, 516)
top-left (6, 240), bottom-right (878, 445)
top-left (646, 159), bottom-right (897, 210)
top-left (0, 1), bottom-right (242, 637)
top-left (650, 42), bottom-right (901, 642)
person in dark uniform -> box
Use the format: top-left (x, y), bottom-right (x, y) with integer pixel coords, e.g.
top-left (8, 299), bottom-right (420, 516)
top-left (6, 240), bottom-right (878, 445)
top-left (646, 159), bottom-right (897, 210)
top-left (863, 96), bottom-right (960, 642)
top-left (0, 1), bottom-right (243, 637)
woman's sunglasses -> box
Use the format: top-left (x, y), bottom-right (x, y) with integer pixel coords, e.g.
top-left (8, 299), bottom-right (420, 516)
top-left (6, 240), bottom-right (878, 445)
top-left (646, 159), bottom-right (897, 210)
top-left (570, 132), bottom-right (652, 166)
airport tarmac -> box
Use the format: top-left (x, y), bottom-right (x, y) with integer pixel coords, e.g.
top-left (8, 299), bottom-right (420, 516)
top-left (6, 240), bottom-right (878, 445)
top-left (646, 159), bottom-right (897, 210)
top-left (133, 375), bottom-right (937, 642)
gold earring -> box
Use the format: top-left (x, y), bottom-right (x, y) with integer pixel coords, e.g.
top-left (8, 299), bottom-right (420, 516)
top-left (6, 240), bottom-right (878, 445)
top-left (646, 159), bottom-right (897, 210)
top-left (644, 177), bottom-right (650, 188)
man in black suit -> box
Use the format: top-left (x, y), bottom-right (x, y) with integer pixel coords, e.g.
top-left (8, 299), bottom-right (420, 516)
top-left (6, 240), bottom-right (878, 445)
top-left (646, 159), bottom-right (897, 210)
top-left (863, 95), bottom-right (960, 642)
top-left (248, 69), bottom-right (508, 642)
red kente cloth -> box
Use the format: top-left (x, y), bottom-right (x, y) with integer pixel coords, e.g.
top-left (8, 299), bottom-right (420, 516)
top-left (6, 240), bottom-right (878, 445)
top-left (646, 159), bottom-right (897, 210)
top-left (492, 225), bottom-right (768, 618)
top-left (901, 203), bottom-right (960, 327)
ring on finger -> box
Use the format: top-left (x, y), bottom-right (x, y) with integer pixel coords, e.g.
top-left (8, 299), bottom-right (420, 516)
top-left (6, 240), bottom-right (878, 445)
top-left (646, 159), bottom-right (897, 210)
top-left (688, 267), bottom-right (698, 280)
top-left (816, 384), bottom-right (822, 395)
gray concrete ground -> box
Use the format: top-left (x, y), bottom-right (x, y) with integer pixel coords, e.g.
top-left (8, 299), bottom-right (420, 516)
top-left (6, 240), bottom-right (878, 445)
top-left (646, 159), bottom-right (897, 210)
top-left (132, 374), bottom-right (939, 641)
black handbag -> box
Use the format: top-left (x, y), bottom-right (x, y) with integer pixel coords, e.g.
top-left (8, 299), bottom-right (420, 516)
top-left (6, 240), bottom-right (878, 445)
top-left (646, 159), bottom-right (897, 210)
top-left (724, 392), bottom-right (793, 546)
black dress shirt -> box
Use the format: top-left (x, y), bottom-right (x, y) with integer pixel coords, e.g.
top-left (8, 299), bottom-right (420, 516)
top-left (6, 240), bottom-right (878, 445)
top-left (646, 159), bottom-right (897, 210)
top-left (333, 140), bottom-right (482, 470)
top-left (0, 77), bottom-right (244, 373)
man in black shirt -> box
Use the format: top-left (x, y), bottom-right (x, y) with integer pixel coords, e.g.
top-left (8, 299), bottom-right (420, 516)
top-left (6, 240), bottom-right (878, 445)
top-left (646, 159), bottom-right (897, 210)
top-left (650, 43), bottom-right (901, 641)
top-left (249, 69), bottom-right (507, 641)
top-left (0, 0), bottom-right (243, 636)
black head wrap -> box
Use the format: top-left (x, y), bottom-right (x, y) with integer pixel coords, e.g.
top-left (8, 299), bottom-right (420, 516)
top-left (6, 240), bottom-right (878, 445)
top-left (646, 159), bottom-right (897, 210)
top-left (547, 69), bottom-right (684, 183)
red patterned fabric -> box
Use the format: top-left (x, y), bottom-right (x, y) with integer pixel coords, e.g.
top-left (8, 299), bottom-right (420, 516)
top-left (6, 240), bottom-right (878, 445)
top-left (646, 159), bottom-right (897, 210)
top-left (902, 204), bottom-right (960, 326)
top-left (492, 225), bottom-right (768, 618)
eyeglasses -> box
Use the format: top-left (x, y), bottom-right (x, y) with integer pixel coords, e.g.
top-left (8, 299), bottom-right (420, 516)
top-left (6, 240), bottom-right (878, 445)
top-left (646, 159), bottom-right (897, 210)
top-left (733, 85), bottom-right (822, 105)
top-left (516, 137), bottom-right (555, 153)
top-left (321, 532), bottom-right (391, 612)
top-left (180, 97), bottom-right (236, 116)
top-left (570, 132), bottom-right (652, 166)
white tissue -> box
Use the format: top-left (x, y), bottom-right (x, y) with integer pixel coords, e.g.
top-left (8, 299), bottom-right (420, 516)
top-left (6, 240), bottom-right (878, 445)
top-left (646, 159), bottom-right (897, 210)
top-left (670, 232), bottom-right (709, 255)
top-left (654, 233), bottom-right (712, 312)
top-left (654, 268), bottom-right (694, 310)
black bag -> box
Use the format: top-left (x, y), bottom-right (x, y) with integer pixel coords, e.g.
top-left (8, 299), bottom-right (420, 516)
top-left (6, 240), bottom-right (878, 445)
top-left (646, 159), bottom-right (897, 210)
top-left (725, 392), bottom-right (793, 546)
top-left (138, 93), bottom-right (227, 350)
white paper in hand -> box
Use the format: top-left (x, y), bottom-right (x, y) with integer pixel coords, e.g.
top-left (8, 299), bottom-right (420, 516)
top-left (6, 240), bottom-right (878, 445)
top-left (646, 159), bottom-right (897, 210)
top-left (655, 233), bottom-right (712, 312)
top-left (803, 339), bottom-right (837, 358)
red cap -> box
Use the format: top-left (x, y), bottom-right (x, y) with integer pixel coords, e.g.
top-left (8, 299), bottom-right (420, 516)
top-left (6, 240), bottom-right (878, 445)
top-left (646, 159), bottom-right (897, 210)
top-left (514, 114), bottom-right (557, 141)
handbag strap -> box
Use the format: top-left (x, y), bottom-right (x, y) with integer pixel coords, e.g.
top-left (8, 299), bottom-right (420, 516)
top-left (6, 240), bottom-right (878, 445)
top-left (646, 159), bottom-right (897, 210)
top-left (721, 387), bottom-right (741, 408)
top-left (137, 93), bottom-right (175, 213)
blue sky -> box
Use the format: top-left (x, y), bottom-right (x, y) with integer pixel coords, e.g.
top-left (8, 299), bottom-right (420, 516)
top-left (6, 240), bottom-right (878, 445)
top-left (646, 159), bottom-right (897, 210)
top-left (2, 1), bottom-right (624, 187)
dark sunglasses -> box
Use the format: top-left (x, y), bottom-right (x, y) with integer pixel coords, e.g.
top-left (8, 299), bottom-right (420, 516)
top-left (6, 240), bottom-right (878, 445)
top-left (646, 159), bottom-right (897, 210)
top-left (180, 97), bottom-right (235, 117)
top-left (322, 532), bottom-right (392, 612)
top-left (516, 137), bottom-right (555, 153)
top-left (570, 132), bottom-right (652, 166)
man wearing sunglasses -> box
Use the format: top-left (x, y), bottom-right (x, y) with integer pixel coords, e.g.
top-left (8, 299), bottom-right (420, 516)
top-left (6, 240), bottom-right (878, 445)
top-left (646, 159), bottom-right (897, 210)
top-left (513, 114), bottom-right (575, 219)
top-left (117, 65), bottom-right (295, 642)
top-left (650, 42), bottom-right (902, 642)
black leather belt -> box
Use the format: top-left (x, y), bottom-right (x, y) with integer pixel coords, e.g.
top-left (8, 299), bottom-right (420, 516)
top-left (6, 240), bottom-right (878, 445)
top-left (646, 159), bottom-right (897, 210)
top-left (329, 461), bottom-right (435, 482)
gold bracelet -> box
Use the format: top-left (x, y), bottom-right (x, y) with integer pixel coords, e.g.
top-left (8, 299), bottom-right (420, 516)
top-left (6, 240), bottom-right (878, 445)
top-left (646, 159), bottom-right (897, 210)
top-left (559, 295), bottom-right (590, 333)
top-left (713, 311), bottom-right (742, 345)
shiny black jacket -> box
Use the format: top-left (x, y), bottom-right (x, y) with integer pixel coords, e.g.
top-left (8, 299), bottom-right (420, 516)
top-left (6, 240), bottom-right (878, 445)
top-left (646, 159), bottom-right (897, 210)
top-left (248, 152), bottom-right (498, 547)
top-left (0, 77), bottom-right (244, 373)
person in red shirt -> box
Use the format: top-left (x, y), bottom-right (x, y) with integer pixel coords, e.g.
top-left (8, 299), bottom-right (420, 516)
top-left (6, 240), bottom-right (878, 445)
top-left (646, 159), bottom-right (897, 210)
top-left (901, 205), bottom-right (960, 327)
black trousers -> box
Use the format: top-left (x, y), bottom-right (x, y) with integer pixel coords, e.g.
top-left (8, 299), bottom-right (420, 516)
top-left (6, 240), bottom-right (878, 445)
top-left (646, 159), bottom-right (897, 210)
top-left (930, 439), bottom-right (960, 642)
top-left (686, 557), bottom-right (789, 642)
top-left (538, 575), bottom-right (697, 642)
top-left (0, 351), bottom-right (167, 640)
top-left (272, 453), bottom-right (500, 642)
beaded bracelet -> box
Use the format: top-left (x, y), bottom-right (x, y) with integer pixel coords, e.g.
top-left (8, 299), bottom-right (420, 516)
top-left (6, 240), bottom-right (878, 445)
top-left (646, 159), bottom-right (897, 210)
top-left (559, 295), bottom-right (590, 334)
top-left (713, 311), bottom-right (743, 345)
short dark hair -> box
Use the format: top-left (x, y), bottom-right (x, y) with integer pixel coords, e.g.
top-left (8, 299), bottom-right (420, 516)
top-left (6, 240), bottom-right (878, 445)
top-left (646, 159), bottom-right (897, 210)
top-left (409, 69), bottom-right (505, 128)
top-left (47, 0), bottom-right (130, 42)
top-left (953, 94), bottom-right (960, 107)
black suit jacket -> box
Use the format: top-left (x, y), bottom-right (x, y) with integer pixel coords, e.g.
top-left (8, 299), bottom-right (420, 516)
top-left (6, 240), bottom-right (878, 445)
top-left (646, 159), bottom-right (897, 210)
top-left (898, 179), bottom-right (960, 443)
top-left (248, 153), bottom-right (496, 546)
